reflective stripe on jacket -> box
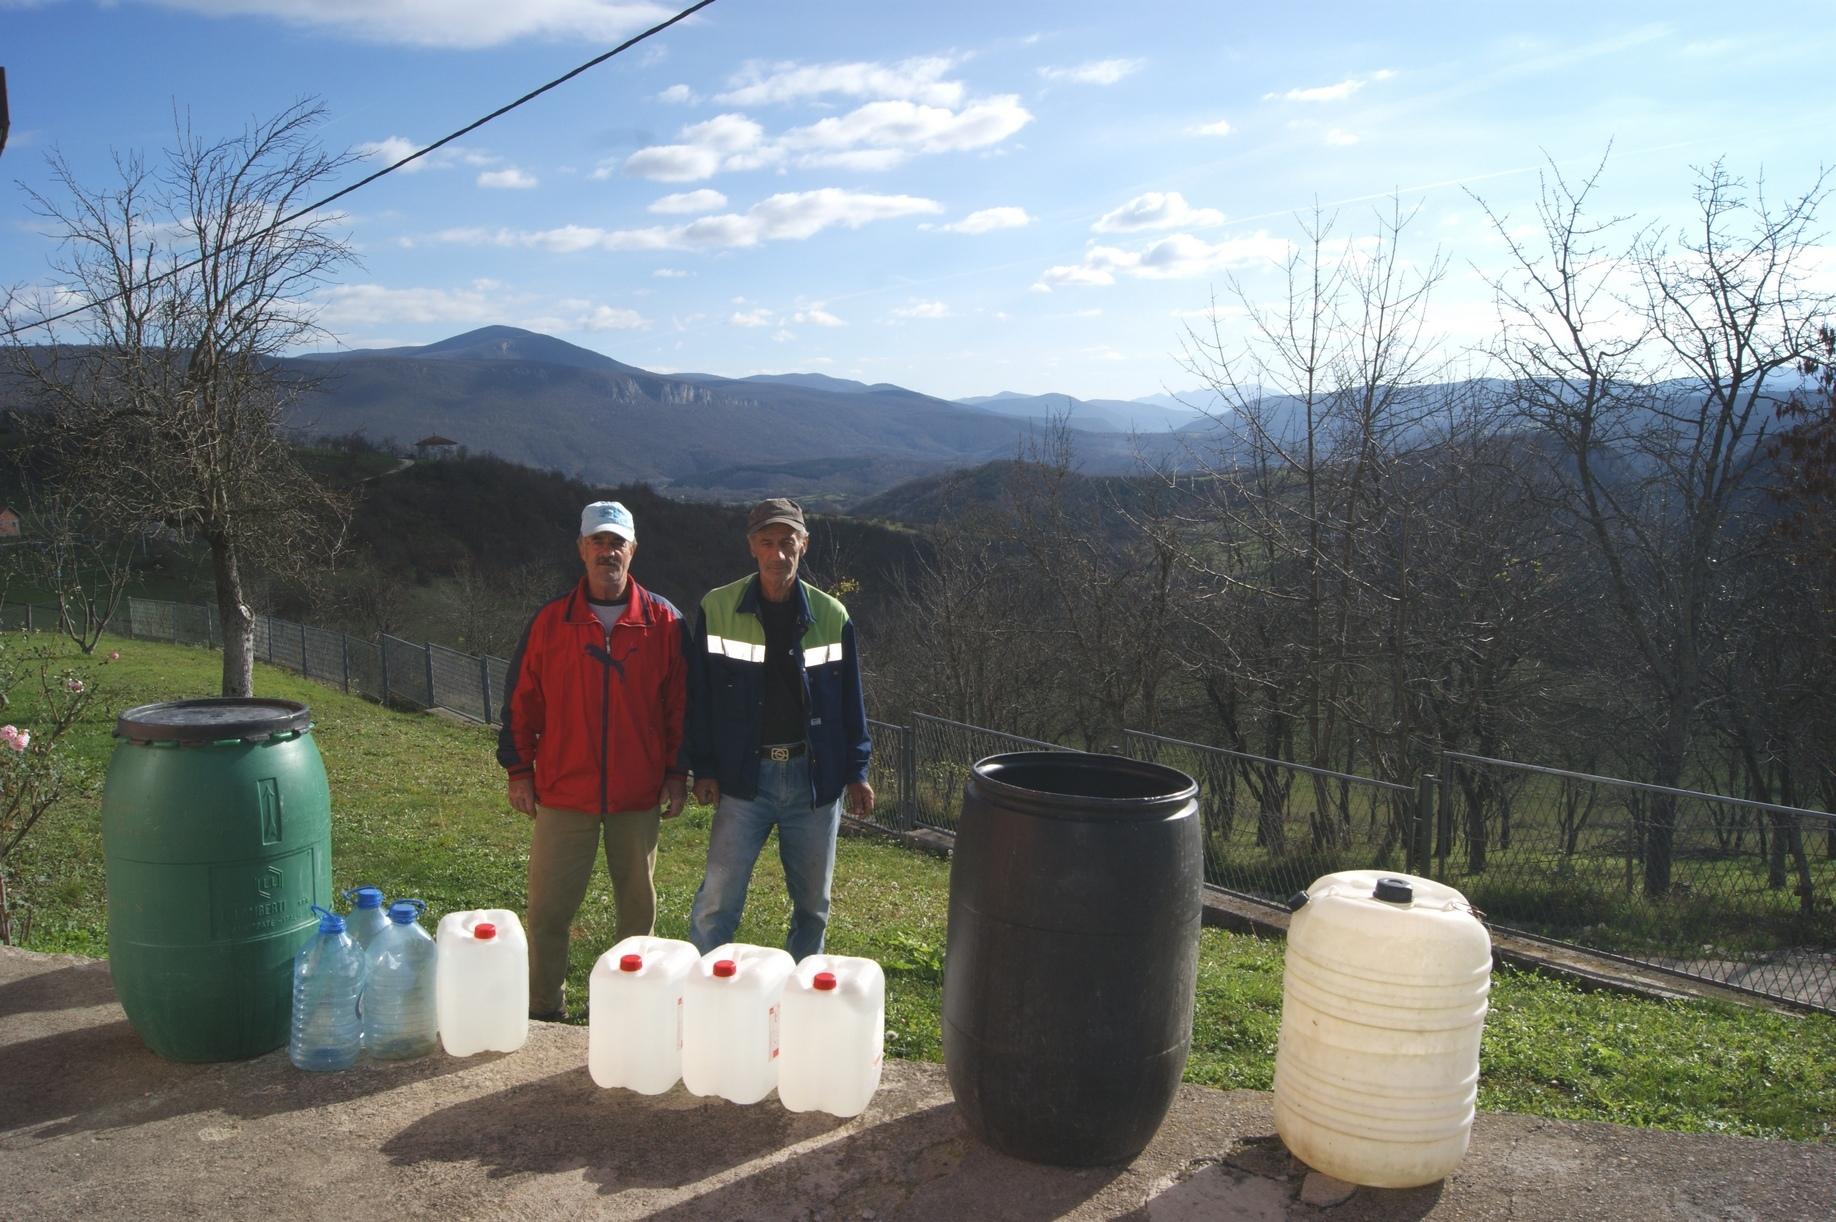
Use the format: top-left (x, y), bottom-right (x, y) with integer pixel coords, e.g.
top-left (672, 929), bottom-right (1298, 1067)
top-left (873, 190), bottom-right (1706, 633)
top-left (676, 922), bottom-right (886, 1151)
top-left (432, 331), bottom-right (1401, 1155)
top-left (497, 577), bottom-right (687, 814)
top-left (684, 575), bottom-right (870, 805)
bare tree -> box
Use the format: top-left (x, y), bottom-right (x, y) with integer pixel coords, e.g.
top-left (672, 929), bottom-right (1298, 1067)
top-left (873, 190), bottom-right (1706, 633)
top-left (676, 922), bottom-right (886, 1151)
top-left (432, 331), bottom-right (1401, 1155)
top-left (4, 487), bottom-right (135, 652)
top-left (3, 100), bottom-right (353, 696)
top-left (1481, 156), bottom-right (1831, 894)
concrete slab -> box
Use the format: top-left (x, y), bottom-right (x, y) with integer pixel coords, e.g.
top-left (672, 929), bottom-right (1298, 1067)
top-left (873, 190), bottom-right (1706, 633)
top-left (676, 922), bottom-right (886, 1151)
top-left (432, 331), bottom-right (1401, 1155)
top-left (2, 946), bottom-right (1831, 1220)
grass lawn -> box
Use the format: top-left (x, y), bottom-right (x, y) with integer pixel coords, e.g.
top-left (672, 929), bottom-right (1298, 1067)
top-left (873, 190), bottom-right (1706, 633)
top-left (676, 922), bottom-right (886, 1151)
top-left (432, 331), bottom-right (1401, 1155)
top-left (4, 633), bottom-right (1833, 1142)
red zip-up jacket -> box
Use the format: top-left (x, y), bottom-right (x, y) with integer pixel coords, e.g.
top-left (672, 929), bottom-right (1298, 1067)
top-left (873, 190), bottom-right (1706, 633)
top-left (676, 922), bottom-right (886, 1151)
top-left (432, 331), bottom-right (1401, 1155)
top-left (497, 577), bottom-right (687, 814)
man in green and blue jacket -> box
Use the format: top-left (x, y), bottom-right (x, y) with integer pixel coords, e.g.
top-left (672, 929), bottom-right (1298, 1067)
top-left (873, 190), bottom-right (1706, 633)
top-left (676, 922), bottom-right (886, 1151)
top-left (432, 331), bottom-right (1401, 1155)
top-left (684, 497), bottom-right (874, 960)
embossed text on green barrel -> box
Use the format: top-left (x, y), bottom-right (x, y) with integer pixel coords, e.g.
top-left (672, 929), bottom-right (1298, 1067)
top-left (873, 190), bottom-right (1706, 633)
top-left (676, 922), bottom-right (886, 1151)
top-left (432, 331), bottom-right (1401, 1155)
top-left (102, 699), bottom-right (332, 1062)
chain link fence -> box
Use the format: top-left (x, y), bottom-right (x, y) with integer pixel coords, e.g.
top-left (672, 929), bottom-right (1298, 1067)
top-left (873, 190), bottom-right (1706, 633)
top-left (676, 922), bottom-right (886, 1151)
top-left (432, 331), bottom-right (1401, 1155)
top-left (1436, 752), bottom-right (1835, 1011)
top-left (1121, 729), bottom-right (1423, 907)
top-left (907, 714), bottom-right (1064, 835)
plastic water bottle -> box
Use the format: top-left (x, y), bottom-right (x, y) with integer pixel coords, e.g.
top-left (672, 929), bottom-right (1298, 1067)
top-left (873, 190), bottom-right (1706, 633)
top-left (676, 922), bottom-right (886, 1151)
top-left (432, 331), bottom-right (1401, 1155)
top-left (779, 954), bottom-right (886, 1117)
top-left (343, 885), bottom-right (389, 948)
top-left (681, 943), bottom-right (796, 1104)
top-left (290, 904), bottom-right (366, 1072)
top-left (436, 908), bottom-right (529, 1056)
top-left (589, 935), bottom-right (699, 1094)
top-left (362, 899), bottom-right (439, 1060)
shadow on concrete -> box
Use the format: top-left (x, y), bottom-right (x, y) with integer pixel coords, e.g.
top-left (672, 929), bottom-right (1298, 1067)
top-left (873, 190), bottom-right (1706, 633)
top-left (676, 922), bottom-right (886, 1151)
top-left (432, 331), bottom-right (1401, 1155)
top-left (0, 1018), bottom-right (475, 1139)
top-left (642, 1102), bottom-right (1124, 1221)
top-left (381, 1070), bottom-right (842, 1190)
top-left (0, 963), bottom-right (121, 1016)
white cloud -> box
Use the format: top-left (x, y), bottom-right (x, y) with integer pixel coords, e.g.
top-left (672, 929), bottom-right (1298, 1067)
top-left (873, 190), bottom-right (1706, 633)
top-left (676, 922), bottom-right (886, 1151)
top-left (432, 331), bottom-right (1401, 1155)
top-left (893, 300), bottom-right (951, 319)
top-left (717, 56), bottom-right (965, 107)
top-left (145, 1), bottom-right (678, 50)
top-left (1033, 230), bottom-right (1292, 290)
top-left (622, 95), bottom-right (1033, 182)
top-left (1092, 192), bottom-right (1224, 234)
top-left (314, 282), bottom-right (649, 334)
top-left (731, 309), bottom-right (773, 327)
top-left (782, 96), bottom-right (1033, 158)
top-left (1038, 58), bottom-right (1145, 86)
top-left (772, 329), bottom-right (796, 343)
top-left (578, 305), bottom-right (648, 331)
top-left (478, 167), bottom-right (537, 189)
top-left (432, 189), bottom-right (941, 253)
top-left (649, 189), bottom-right (728, 215)
top-left (792, 306), bottom-right (846, 327)
top-left (358, 137), bottom-right (500, 174)
top-left (623, 144), bottom-right (724, 182)
top-left (1325, 128), bottom-right (1359, 146)
top-left (937, 206), bottom-right (1032, 235)
top-left (1263, 70), bottom-right (1393, 103)
top-left (657, 83), bottom-right (699, 104)
top-left (653, 268), bottom-right (689, 278)
top-left (1188, 118), bottom-right (1233, 137)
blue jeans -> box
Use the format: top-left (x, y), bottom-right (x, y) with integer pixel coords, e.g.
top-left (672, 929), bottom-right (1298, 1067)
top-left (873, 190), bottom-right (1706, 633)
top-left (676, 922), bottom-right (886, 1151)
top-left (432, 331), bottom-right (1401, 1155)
top-left (689, 755), bottom-right (843, 961)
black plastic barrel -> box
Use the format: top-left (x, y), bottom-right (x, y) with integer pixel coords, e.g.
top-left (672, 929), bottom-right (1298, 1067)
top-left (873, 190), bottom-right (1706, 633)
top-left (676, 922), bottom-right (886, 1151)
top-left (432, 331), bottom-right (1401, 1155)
top-left (942, 751), bottom-right (1202, 1166)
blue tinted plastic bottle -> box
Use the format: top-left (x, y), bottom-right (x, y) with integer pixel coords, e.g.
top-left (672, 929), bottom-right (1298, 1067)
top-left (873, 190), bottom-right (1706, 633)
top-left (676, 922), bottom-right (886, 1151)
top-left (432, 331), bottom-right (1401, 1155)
top-left (363, 899), bottom-right (439, 1060)
top-left (343, 885), bottom-right (389, 949)
top-left (290, 904), bottom-right (366, 1072)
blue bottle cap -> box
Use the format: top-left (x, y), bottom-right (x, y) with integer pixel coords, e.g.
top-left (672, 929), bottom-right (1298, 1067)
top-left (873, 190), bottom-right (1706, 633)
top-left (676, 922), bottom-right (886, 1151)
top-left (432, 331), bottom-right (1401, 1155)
top-left (312, 903), bottom-right (346, 933)
top-left (386, 899), bottom-right (427, 924)
top-left (344, 886), bottom-right (385, 910)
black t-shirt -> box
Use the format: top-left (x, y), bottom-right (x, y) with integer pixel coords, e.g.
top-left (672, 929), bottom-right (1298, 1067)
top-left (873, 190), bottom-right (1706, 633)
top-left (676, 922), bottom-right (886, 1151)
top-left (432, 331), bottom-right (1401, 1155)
top-left (757, 593), bottom-right (807, 746)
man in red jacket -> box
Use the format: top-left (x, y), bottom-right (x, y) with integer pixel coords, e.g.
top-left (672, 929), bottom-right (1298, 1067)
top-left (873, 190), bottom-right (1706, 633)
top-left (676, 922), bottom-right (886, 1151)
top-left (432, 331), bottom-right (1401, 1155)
top-left (498, 500), bottom-right (688, 1019)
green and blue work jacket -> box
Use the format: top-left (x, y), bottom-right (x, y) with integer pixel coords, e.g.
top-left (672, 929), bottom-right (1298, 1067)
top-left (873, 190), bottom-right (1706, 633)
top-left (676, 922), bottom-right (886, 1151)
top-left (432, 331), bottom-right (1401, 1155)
top-left (683, 574), bottom-right (871, 805)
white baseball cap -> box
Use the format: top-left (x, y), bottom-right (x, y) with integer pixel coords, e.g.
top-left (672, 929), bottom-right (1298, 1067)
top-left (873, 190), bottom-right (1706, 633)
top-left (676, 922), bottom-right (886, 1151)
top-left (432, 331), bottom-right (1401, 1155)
top-left (580, 501), bottom-right (636, 541)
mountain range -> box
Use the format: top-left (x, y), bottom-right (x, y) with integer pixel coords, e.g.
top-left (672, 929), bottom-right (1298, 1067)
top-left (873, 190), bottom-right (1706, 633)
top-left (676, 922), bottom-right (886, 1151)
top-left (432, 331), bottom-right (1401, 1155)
top-left (281, 326), bottom-right (1216, 503)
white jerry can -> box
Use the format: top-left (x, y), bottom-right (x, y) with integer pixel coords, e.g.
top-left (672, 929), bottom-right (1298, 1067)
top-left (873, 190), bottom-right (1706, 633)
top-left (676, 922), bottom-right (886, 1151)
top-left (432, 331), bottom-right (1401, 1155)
top-left (681, 943), bottom-right (796, 1104)
top-left (778, 953), bottom-right (886, 1118)
top-left (435, 909), bottom-right (530, 1057)
top-left (588, 935), bottom-right (700, 1093)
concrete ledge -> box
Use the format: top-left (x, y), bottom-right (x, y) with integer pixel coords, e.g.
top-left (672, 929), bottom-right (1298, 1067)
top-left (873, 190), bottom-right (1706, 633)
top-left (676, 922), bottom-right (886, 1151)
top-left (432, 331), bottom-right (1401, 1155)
top-left (5, 945), bottom-right (1833, 1220)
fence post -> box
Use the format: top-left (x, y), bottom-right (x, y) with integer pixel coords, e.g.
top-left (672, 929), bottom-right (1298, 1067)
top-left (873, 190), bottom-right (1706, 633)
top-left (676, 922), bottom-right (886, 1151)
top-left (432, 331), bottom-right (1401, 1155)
top-left (340, 635), bottom-right (351, 694)
top-left (300, 623), bottom-right (309, 677)
top-left (1437, 765), bottom-right (1454, 870)
top-left (1413, 774), bottom-right (1437, 876)
top-left (902, 723), bottom-right (918, 832)
top-left (480, 655), bottom-right (493, 725)
top-left (379, 640), bottom-right (391, 707)
top-left (424, 643), bottom-right (436, 711)
top-left (23, 604), bottom-right (30, 632)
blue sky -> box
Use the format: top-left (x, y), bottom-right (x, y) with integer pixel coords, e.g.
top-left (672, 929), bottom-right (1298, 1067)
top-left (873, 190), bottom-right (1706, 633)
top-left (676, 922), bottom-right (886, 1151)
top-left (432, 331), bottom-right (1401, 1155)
top-left (3, 1), bottom-right (1830, 401)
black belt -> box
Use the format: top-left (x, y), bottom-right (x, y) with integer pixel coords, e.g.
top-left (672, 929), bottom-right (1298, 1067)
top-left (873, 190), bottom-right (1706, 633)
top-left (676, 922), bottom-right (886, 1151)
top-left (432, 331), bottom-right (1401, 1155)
top-left (760, 742), bottom-right (806, 761)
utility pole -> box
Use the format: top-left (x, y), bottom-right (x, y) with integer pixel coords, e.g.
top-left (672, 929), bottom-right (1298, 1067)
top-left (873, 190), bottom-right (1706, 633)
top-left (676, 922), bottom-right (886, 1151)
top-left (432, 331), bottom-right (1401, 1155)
top-left (1, 68), bottom-right (11, 157)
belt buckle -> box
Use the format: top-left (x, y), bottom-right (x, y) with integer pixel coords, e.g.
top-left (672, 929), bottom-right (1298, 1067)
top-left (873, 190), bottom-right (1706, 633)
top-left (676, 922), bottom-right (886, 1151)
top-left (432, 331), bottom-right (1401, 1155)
top-left (767, 745), bottom-right (791, 762)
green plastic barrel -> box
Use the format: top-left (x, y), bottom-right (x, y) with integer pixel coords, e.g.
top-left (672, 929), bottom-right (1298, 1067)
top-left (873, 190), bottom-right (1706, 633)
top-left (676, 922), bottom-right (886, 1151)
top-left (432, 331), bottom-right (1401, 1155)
top-left (102, 699), bottom-right (332, 1062)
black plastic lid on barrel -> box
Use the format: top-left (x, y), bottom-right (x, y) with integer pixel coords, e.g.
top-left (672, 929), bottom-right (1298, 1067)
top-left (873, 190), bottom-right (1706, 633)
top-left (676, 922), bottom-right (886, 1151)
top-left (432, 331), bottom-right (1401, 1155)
top-left (1374, 876), bottom-right (1415, 903)
top-left (114, 698), bottom-right (313, 743)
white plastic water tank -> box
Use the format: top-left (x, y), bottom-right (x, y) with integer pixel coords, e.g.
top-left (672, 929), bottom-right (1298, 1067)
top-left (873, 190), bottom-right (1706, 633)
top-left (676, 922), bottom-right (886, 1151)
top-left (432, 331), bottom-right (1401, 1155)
top-left (436, 909), bottom-right (529, 1057)
top-left (1274, 870), bottom-right (1492, 1189)
top-left (589, 935), bottom-right (699, 1093)
top-left (681, 943), bottom-right (795, 1105)
top-left (778, 953), bottom-right (886, 1118)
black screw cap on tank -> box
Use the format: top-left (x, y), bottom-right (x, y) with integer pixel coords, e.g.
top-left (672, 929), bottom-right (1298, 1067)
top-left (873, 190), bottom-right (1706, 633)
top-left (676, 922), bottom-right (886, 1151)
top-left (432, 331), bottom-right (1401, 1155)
top-left (1286, 891), bottom-right (1310, 912)
top-left (1373, 876), bottom-right (1414, 904)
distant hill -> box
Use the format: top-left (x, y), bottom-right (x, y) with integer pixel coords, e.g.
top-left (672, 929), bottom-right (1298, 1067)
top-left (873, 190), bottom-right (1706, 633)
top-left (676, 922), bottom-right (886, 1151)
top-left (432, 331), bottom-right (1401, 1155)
top-left (265, 327), bottom-right (1204, 502)
top-left (277, 327), bottom-right (1066, 498)
top-left (954, 391), bottom-right (1198, 434)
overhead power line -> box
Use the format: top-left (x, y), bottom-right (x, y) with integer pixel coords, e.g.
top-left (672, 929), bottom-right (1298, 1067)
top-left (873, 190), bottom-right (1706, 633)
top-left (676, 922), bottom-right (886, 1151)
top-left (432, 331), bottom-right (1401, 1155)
top-left (11, 0), bottom-right (720, 336)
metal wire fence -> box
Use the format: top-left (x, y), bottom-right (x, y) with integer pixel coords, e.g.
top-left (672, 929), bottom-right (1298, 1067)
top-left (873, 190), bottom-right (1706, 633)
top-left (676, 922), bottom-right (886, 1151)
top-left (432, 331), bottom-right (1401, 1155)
top-left (1436, 752), bottom-right (1836, 1011)
top-left (81, 597), bottom-right (517, 727)
top-left (1121, 730), bottom-right (1422, 908)
top-left (907, 713), bottom-right (1064, 835)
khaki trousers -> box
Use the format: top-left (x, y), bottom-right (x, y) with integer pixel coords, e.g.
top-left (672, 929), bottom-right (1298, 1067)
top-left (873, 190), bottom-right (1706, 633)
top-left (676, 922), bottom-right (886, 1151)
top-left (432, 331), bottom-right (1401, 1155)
top-left (526, 802), bottom-right (659, 1014)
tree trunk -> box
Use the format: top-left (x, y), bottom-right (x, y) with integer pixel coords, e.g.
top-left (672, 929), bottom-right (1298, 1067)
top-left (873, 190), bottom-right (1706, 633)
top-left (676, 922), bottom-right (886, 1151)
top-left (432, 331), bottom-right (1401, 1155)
top-left (212, 532), bottom-right (256, 697)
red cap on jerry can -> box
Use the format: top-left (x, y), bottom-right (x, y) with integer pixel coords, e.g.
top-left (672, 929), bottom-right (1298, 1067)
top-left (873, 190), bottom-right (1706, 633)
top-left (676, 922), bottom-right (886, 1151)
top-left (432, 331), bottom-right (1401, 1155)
top-left (474, 922), bottom-right (497, 940)
top-left (620, 954), bottom-right (642, 972)
top-left (712, 959), bottom-right (737, 978)
top-left (813, 971), bottom-right (838, 991)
